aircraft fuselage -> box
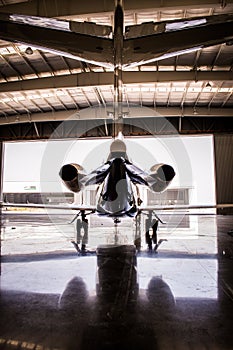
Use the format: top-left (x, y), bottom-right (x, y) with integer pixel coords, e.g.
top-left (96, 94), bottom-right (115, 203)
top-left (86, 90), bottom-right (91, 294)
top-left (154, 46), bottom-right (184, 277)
top-left (97, 157), bottom-right (137, 218)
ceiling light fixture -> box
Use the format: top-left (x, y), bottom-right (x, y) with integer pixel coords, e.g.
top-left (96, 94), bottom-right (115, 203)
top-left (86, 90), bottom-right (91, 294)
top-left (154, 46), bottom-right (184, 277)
top-left (25, 47), bottom-right (33, 55)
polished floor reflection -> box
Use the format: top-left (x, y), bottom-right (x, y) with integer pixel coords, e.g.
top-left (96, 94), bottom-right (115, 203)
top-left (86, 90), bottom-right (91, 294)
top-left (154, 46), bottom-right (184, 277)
top-left (0, 212), bottom-right (233, 349)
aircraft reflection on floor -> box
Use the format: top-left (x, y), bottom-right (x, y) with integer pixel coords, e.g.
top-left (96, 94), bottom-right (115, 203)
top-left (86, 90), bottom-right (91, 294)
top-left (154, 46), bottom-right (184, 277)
top-left (0, 246), bottom-right (175, 350)
top-left (1, 214), bottom-right (233, 349)
top-left (0, 247), bottom-right (228, 350)
top-left (0, 247), bottom-right (176, 350)
top-left (58, 268), bottom-right (176, 349)
top-left (0, 278), bottom-right (175, 350)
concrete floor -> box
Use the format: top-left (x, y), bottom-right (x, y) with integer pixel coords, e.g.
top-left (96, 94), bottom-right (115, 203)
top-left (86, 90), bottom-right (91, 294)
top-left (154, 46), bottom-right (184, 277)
top-left (0, 211), bottom-right (233, 350)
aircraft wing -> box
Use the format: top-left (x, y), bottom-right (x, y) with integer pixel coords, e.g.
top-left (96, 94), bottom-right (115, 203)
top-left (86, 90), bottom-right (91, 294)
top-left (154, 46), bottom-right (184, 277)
top-left (2, 202), bottom-right (233, 215)
top-left (0, 13), bottom-right (113, 68)
top-left (123, 13), bottom-right (233, 68)
top-left (2, 202), bottom-right (96, 211)
top-left (139, 204), bottom-right (233, 211)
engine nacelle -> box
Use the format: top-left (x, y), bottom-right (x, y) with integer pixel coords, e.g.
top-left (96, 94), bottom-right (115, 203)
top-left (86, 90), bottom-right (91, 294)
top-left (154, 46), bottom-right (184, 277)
top-left (59, 163), bottom-right (85, 193)
top-left (148, 163), bottom-right (175, 193)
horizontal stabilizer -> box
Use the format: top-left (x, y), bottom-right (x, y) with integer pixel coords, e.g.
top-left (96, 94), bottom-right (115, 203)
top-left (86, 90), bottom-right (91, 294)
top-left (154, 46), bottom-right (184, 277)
top-left (0, 12), bottom-right (113, 67)
top-left (0, 12), bottom-right (233, 68)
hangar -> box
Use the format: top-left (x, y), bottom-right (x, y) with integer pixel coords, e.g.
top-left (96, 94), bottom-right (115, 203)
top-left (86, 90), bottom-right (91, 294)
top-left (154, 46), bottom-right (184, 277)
top-left (0, 1), bottom-right (233, 349)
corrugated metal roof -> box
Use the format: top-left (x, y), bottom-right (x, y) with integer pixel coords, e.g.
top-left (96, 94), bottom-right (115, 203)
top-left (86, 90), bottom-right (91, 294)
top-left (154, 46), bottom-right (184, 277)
top-left (0, 2), bottom-right (232, 119)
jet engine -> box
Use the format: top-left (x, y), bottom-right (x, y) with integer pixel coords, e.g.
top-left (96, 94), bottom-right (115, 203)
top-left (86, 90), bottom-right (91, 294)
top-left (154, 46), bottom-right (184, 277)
top-left (59, 163), bottom-right (85, 193)
top-left (148, 163), bottom-right (175, 193)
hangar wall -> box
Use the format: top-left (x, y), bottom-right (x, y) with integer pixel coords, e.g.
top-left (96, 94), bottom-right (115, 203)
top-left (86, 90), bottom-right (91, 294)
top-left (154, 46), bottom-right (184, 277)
top-left (0, 142), bottom-right (4, 275)
top-left (214, 134), bottom-right (233, 214)
top-left (0, 143), bottom-right (4, 202)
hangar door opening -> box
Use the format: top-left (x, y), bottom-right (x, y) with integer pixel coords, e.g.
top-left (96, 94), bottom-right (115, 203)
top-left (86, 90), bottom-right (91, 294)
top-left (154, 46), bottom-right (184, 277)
top-left (2, 135), bottom-right (218, 300)
top-left (3, 135), bottom-right (215, 210)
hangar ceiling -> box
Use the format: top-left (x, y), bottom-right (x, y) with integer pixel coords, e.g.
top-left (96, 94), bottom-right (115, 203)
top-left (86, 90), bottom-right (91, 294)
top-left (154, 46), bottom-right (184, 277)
top-left (0, 0), bottom-right (233, 139)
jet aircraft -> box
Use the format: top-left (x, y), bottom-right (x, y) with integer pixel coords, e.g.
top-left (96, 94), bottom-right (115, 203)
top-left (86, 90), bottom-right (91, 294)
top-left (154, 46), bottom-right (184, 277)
top-left (59, 134), bottom-right (175, 219)
top-left (1, 1), bottom-right (233, 250)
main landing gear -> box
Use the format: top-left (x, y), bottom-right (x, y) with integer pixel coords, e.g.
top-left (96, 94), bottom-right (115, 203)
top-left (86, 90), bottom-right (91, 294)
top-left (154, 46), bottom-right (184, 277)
top-left (70, 210), bottom-right (93, 255)
top-left (145, 211), bottom-right (167, 253)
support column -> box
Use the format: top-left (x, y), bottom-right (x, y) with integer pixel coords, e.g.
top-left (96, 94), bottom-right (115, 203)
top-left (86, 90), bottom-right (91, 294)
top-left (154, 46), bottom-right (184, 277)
top-left (214, 135), bottom-right (233, 214)
top-left (0, 142), bottom-right (4, 275)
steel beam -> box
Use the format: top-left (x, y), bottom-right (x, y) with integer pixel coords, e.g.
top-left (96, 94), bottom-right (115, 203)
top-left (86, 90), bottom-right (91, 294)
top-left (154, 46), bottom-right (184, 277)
top-left (0, 107), bottom-right (232, 125)
top-left (0, 0), bottom-right (233, 17)
top-left (0, 116), bottom-right (232, 142)
top-left (0, 72), bottom-right (113, 93)
top-left (123, 71), bottom-right (233, 84)
top-left (0, 71), bottom-right (232, 93)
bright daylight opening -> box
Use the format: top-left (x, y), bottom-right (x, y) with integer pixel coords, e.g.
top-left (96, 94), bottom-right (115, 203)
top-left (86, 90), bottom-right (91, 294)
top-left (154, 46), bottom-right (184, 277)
top-left (3, 135), bottom-right (215, 206)
top-left (2, 135), bottom-right (217, 299)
